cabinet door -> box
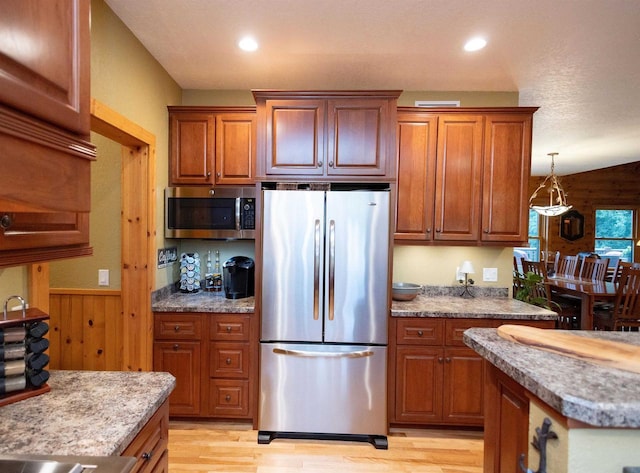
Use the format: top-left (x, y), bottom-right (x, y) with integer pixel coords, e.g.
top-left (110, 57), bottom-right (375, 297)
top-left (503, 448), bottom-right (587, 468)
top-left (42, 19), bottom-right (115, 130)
top-left (442, 347), bottom-right (484, 425)
top-left (395, 112), bottom-right (438, 240)
top-left (153, 341), bottom-right (201, 416)
top-left (215, 113), bottom-right (256, 185)
top-left (326, 99), bottom-right (389, 176)
top-left (0, 212), bottom-right (89, 250)
top-left (264, 99), bottom-right (325, 176)
top-left (169, 112), bottom-right (215, 185)
top-left (0, 0), bottom-right (90, 136)
top-left (394, 347), bottom-right (443, 423)
top-left (433, 115), bottom-right (483, 241)
top-left (481, 114), bottom-right (532, 243)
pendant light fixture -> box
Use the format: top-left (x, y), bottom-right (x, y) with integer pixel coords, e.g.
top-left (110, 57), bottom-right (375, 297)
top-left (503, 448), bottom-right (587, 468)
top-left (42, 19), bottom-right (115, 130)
top-left (529, 152), bottom-right (572, 217)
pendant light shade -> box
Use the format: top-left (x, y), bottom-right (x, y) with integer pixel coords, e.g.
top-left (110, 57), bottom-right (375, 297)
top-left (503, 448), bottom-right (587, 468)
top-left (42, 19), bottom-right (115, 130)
top-left (529, 153), bottom-right (572, 216)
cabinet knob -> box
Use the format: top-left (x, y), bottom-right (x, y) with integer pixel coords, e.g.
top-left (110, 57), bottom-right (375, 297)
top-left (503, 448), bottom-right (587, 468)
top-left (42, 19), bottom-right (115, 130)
top-left (225, 395), bottom-right (232, 402)
top-left (435, 228), bottom-right (441, 233)
top-left (484, 229), bottom-right (489, 233)
top-left (217, 172), bottom-right (221, 177)
top-left (317, 161), bottom-right (323, 167)
top-left (173, 344), bottom-right (179, 350)
top-left (174, 325), bottom-right (180, 332)
top-left (417, 330), bottom-right (424, 337)
top-left (226, 326), bottom-right (232, 333)
top-left (426, 228), bottom-right (431, 233)
top-left (141, 451), bottom-right (153, 461)
top-left (0, 214), bottom-right (12, 230)
top-left (225, 358), bottom-right (232, 365)
top-left (206, 171), bottom-right (211, 177)
top-left (438, 357), bottom-right (444, 363)
top-left (445, 357), bottom-right (451, 363)
top-left (329, 161), bottom-right (334, 167)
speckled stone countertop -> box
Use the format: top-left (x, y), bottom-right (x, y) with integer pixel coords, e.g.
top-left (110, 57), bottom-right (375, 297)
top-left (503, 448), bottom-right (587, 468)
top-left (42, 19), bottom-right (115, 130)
top-left (392, 295), bottom-right (557, 320)
top-left (464, 328), bottom-right (640, 428)
top-left (0, 370), bottom-right (175, 456)
top-left (152, 291), bottom-right (254, 313)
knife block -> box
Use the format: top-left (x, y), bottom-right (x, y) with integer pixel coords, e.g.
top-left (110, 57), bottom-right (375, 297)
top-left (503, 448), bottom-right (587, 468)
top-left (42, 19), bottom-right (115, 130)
top-left (0, 307), bottom-right (51, 408)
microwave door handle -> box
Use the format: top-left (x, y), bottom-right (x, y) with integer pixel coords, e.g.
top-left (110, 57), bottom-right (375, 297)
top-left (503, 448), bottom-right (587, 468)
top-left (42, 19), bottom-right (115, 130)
top-left (313, 219), bottom-right (321, 321)
top-left (235, 198), bottom-right (241, 231)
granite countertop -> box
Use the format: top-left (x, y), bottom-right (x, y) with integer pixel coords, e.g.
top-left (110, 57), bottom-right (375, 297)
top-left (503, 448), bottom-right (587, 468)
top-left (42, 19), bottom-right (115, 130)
top-left (464, 328), bottom-right (640, 428)
top-left (391, 294), bottom-right (557, 320)
top-left (152, 291), bottom-right (255, 313)
top-left (0, 370), bottom-right (175, 456)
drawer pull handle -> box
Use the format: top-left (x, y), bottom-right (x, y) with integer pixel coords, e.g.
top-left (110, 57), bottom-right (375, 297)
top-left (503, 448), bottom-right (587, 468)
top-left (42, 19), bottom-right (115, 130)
top-left (225, 395), bottom-right (231, 402)
top-left (174, 325), bottom-right (180, 332)
top-left (173, 344), bottom-right (179, 350)
top-left (226, 326), bottom-right (232, 333)
top-left (225, 358), bottom-right (232, 365)
top-left (142, 450), bottom-right (153, 461)
top-left (417, 330), bottom-right (424, 337)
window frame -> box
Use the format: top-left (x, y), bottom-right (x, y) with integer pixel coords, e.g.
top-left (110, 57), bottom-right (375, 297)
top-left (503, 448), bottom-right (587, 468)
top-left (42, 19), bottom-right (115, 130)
top-left (592, 205), bottom-right (638, 263)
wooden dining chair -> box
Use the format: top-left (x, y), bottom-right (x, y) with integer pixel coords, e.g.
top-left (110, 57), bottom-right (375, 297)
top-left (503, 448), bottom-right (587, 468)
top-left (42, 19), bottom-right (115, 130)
top-left (593, 266), bottom-right (640, 331)
top-left (523, 260), bottom-right (547, 278)
top-left (556, 255), bottom-right (579, 278)
top-left (579, 257), bottom-right (609, 281)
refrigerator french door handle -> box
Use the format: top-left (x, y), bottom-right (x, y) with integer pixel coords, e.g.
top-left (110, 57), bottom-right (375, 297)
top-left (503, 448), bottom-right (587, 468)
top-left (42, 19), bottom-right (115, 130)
top-left (328, 219), bottom-right (336, 321)
top-left (313, 219), bottom-right (321, 321)
top-left (272, 348), bottom-right (375, 359)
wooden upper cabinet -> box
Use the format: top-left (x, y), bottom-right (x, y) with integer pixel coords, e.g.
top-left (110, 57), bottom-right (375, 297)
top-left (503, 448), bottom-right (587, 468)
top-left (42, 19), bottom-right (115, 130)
top-left (394, 107), bottom-right (537, 245)
top-left (215, 113), bottom-right (256, 185)
top-left (0, 0), bottom-right (95, 267)
top-left (0, 0), bottom-right (90, 136)
top-left (254, 90), bottom-right (401, 181)
top-left (168, 107), bottom-right (256, 186)
top-left (481, 114), bottom-right (532, 243)
top-left (395, 112), bottom-right (438, 239)
top-left (434, 115), bottom-right (484, 241)
top-left (264, 99), bottom-right (325, 176)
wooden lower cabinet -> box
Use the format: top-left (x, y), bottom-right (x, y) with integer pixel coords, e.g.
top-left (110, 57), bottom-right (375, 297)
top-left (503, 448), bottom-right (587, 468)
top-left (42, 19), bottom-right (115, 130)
top-left (389, 317), bottom-right (554, 427)
top-left (483, 361), bottom-right (530, 473)
top-left (153, 312), bottom-right (255, 421)
top-left (122, 399), bottom-right (169, 473)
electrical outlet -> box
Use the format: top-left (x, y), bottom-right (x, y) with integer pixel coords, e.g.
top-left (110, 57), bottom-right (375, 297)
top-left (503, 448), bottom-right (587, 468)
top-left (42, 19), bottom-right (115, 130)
top-left (483, 267), bottom-right (498, 282)
top-left (98, 269), bottom-right (110, 286)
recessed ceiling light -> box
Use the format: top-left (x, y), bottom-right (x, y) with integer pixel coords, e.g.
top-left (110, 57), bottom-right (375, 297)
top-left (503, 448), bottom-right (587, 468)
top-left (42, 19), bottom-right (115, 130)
top-left (464, 37), bottom-right (487, 52)
top-left (238, 36), bottom-right (258, 52)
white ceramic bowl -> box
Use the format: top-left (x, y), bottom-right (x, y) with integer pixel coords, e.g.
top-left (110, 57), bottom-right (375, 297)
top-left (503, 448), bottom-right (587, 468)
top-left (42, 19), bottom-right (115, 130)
top-left (392, 282), bottom-right (422, 301)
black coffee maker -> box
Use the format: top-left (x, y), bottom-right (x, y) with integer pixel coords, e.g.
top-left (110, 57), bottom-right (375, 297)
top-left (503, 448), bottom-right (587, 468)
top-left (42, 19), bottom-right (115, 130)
top-left (223, 256), bottom-right (255, 299)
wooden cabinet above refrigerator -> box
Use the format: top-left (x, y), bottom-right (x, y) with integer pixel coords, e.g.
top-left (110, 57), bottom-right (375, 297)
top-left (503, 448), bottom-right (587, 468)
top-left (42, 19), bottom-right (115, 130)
top-left (0, 0), bottom-right (95, 267)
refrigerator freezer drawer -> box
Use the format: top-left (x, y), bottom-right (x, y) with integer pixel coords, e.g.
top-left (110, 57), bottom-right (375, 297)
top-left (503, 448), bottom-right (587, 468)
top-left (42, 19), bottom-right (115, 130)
top-left (259, 343), bottom-right (387, 438)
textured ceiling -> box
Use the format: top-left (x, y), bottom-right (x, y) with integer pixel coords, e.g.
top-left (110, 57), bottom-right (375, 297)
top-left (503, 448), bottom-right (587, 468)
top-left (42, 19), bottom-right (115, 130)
top-left (104, 0), bottom-right (640, 176)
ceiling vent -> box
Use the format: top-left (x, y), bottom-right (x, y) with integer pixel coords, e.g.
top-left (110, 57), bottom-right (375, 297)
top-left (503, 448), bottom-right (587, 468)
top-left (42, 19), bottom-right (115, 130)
top-left (414, 100), bottom-right (460, 107)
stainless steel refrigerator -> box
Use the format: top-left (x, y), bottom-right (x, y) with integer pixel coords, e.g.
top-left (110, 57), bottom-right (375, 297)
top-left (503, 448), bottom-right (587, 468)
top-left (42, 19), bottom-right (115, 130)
top-left (258, 187), bottom-right (390, 449)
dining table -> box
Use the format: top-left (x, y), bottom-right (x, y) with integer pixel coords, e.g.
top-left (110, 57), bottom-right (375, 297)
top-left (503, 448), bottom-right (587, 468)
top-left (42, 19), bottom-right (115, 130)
top-left (545, 276), bottom-right (618, 330)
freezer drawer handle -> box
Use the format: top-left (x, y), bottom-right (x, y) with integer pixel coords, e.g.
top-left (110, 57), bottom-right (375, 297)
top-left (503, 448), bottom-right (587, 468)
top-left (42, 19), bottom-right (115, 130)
top-left (272, 348), bottom-right (374, 359)
top-left (313, 219), bottom-right (321, 321)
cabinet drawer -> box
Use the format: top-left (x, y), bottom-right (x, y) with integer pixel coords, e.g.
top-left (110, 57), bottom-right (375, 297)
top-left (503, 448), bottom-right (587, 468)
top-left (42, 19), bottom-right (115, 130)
top-left (210, 315), bottom-right (250, 341)
top-left (154, 314), bottom-right (202, 339)
top-left (445, 319), bottom-right (495, 346)
top-left (208, 379), bottom-right (250, 417)
top-left (396, 318), bottom-right (443, 345)
top-left (209, 342), bottom-right (249, 378)
top-left (122, 400), bottom-right (169, 473)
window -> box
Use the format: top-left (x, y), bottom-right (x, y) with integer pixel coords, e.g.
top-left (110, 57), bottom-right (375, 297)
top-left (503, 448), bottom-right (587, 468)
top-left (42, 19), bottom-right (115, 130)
top-left (514, 209), bottom-right (540, 262)
top-left (594, 208), bottom-right (635, 263)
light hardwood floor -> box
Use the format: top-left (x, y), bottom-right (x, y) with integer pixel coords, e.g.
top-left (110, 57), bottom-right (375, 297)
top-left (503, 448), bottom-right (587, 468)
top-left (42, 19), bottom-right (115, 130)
top-left (168, 421), bottom-right (483, 473)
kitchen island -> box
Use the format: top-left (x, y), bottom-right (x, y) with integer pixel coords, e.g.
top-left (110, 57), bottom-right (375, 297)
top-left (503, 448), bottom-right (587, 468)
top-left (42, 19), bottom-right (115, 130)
top-left (0, 370), bottom-right (175, 470)
top-left (465, 327), bottom-right (640, 473)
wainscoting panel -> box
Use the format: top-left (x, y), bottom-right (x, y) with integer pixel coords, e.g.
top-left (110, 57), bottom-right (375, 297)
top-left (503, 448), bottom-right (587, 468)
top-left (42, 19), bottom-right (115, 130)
top-left (49, 289), bottom-right (123, 370)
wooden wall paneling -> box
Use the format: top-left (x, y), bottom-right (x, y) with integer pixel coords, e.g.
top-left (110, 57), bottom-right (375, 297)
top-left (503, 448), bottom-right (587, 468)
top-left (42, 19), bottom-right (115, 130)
top-left (529, 161), bottom-right (640, 260)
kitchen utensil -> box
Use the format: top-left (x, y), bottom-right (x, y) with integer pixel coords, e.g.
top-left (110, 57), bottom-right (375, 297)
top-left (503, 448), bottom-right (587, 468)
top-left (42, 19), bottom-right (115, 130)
top-left (392, 282), bottom-right (422, 301)
top-left (497, 324), bottom-right (640, 374)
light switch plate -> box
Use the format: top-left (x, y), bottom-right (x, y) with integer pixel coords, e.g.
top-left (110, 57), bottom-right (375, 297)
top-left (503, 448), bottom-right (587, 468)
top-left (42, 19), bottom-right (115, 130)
top-left (483, 267), bottom-right (498, 282)
top-left (98, 269), bottom-right (110, 286)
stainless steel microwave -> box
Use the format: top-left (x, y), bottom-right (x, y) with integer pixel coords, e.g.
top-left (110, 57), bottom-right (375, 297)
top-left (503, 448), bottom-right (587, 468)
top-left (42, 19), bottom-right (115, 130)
top-left (165, 187), bottom-right (256, 239)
